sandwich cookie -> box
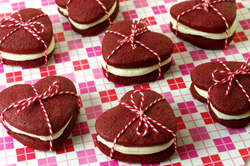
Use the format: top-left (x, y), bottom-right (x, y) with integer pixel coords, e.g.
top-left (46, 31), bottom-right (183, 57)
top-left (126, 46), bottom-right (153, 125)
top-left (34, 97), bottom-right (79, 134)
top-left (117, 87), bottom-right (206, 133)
top-left (0, 8), bottom-right (54, 67)
top-left (55, 0), bottom-right (119, 36)
top-left (95, 89), bottom-right (177, 163)
top-left (170, 0), bottom-right (236, 49)
top-left (102, 19), bottom-right (174, 84)
top-left (191, 60), bottom-right (250, 128)
top-left (0, 76), bottom-right (82, 150)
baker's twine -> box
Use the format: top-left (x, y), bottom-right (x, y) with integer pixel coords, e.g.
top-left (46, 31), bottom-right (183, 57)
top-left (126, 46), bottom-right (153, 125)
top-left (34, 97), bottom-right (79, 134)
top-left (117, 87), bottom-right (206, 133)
top-left (109, 90), bottom-right (177, 158)
top-left (207, 58), bottom-right (250, 105)
top-left (175, 0), bottom-right (235, 48)
top-left (104, 18), bottom-right (162, 79)
top-left (66, 0), bottom-right (112, 25)
top-left (0, 80), bottom-right (82, 151)
top-left (0, 11), bottom-right (48, 64)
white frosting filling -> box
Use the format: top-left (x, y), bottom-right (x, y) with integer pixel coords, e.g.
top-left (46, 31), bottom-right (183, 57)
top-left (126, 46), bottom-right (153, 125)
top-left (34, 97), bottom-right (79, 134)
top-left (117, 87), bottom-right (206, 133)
top-left (194, 85), bottom-right (209, 99)
top-left (101, 56), bottom-right (172, 77)
top-left (97, 135), bottom-right (174, 155)
top-left (170, 17), bottom-right (237, 40)
top-left (1, 36), bottom-right (55, 61)
top-left (194, 85), bottom-right (250, 120)
top-left (210, 103), bottom-right (250, 120)
top-left (58, 6), bottom-right (69, 16)
top-left (3, 116), bottom-right (72, 141)
top-left (58, 1), bottom-right (117, 30)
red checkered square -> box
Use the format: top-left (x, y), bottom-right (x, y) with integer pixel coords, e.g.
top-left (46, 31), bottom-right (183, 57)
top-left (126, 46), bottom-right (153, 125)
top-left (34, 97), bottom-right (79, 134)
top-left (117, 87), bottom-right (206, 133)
top-left (233, 31), bottom-right (248, 43)
top-left (214, 162), bottom-right (223, 166)
top-left (239, 148), bottom-right (250, 156)
top-left (133, 84), bottom-right (150, 90)
top-left (176, 116), bottom-right (184, 123)
top-left (236, 2), bottom-right (244, 9)
top-left (73, 59), bottom-right (90, 71)
top-left (178, 123), bottom-right (186, 130)
top-left (6, 71), bottom-right (23, 83)
top-left (0, 13), bottom-right (11, 19)
top-left (243, 156), bottom-right (250, 163)
top-left (54, 32), bottom-right (65, 43)
top-left (202, 156), bottom-right (211, 164)
top-left (16, 147), bottom-right (36, 162)
top-left (92, 134), bottom-right (98, 147)
top-left (40, 65), bottom-right (57, 77)
top-left (164, 162), bottom-right (182, 166)
top-left (167, 77), bottom-right (186, 90)
top-left (201, 112), bottom-right (215, 125)
top-left (173, 42), bottom-right (187, 54)
top-left (211, 154), bottom-right (220, 162)
top-left (147, 16), bottom-right (157, 25)
top-left (56, 139), bottom-right (75, 154)
top-left (99, 89), bottom-right (118, 103)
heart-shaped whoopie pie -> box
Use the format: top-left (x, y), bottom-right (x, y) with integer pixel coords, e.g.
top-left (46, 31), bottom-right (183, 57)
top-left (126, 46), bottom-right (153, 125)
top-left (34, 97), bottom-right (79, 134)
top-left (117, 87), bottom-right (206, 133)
top-left (0, 76), bottom-right (80, 150)
top-left (0, 8), bottom-right (55, 67)
top-left (191, 61), bottom-right (250, 128)
top-left (55, 0), bottom-right (119, 36)
top-left (95, 89), bottom-right (177, 163)
top-left (102, 19), bottom-right (174, 84)
top-left (170, 0), bottom-right (236, 49)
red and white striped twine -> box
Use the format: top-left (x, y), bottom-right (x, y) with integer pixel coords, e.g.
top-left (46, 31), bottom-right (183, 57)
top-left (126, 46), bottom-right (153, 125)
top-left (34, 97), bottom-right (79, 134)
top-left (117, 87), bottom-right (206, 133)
top-left (109, 90), bottom-right (177, 158)
top-left (175, 0), bottom-right (235, 48)
top-left (105, 18), bottom-right (162, 79)
top-left (0, 11), bottom-right (48, 64)
top-left (66, 0), bottom-right (112, 25)
top-left (207, 58), bottom-right (250, 105)
top-left (0, 80), bottom-right (82, 151)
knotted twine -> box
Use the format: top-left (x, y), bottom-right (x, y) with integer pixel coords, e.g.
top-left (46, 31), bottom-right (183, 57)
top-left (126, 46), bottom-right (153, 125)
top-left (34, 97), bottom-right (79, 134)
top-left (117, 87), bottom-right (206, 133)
top-left (1, 80), bottom-right (82, 151)
top-left (104, 18), bottom-right (162, 79)
top-left (0, 11), bottom-right (49, 64)
top-left (109, 90), bottom-right (177, 158)
top-left (207, 58), bottom-right (250, 105)
top-left (175, 0), bottom-right (235, 48)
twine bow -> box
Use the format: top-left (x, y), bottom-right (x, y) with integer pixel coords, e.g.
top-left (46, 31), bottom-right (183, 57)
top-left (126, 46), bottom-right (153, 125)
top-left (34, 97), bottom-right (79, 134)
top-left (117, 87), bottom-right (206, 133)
top-left (0, 11), bottom-right (49, 64)
top-left (104, 18), bottom-right (162, 79)
top-left (176, 0), bottom-right (235, 48)
top-left (207, 58), bottom-right (250, 105)
top-left (109, 90), bottom-right (177, 158)
top-left (1, 80), bottom-right (82, 151)
top-left (66, 0), bottom-right (112, 25)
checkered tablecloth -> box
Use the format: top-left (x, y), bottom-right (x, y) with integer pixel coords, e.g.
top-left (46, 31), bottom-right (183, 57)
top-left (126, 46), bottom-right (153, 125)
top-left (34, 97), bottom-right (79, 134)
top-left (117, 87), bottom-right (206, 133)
top-left (0, 0), bottom-right (250, 166)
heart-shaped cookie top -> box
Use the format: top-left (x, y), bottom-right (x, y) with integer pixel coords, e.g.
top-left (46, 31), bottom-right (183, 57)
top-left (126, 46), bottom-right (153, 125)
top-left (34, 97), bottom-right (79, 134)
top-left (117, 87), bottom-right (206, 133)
top-left (55, 0), bottom-right (117, 23)
top-left (170, 0), bottom-right (236, 33)
top-left (96, 89), bottom-right (177, 149)
top-left (0, 76), bottom-right (78, 136)
top-left (102, 20), bottom-right (173, 68)
top-left (0, 8), bottom-right (53, 54)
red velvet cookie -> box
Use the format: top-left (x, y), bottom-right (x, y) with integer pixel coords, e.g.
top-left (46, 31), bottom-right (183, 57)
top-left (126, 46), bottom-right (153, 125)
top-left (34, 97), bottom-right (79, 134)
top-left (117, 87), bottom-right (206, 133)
top-left (0, 8), bottom-right (54, 67)
top-left (102, 19), bottom-right (174, 84)
top-left (170, 0), bottom-right (236, 49)
top-left (55, 0), bottom-right (119, 36)
top-left (191, 61), bottom-right (250, 128)
top-left (0, 76), bottom-right (81, 150)
top-left (95, 89), bottom-right (177, 163)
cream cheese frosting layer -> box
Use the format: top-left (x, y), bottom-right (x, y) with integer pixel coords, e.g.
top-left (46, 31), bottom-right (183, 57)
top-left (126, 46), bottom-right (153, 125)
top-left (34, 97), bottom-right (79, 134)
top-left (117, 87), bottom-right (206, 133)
top-left (194, 85), bottom-right (250, 120)
top-left (194, 85), bottom-right (209, 99)
top-left (3, 116), bottom-right (72, 141)
top-left (97, 135), bottom-right (174, 155)
top-left (1, 36), bottom-right (55, 61)
top-left (210, 104), bottom-right (250, 120)
top-left (101, 56), bottom-right (172, 77)
top-left (58, 1), bottom-right (117, 30)
top-left (170, 17), bottom-right (236, 40)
